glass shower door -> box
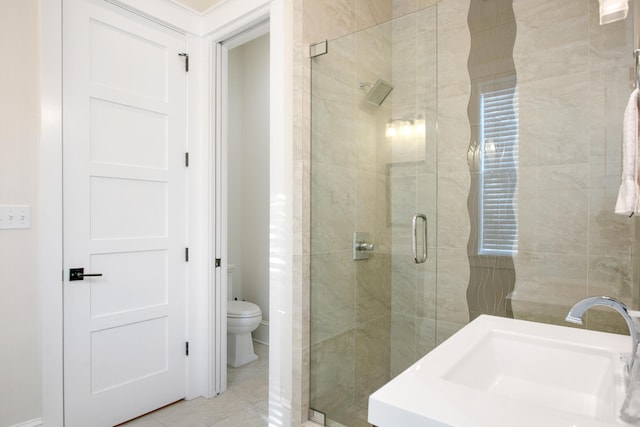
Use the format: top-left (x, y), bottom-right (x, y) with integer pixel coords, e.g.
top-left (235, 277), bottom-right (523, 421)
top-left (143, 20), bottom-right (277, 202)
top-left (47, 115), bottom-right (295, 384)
top-left (309, 6), bottom-right (438, 426)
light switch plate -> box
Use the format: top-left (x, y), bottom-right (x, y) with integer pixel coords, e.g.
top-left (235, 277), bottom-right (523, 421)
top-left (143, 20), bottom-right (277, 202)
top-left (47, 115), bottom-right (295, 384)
top-left (0, 205), bottom-right (31, 229)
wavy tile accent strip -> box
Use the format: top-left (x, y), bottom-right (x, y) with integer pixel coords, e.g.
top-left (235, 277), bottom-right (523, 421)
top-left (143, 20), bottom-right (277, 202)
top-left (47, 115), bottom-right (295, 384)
top-left (465, 0), bottom-right (517, 320)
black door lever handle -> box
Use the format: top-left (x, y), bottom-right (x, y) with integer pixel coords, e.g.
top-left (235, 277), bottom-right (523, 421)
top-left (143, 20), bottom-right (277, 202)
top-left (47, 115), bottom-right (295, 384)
top-left (69, 267), bottom-right (103, 281)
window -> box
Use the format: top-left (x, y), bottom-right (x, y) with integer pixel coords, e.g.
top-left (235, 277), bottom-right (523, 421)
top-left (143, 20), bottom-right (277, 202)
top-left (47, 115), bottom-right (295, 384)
top-left (478, 83), bottom-right (519, 255)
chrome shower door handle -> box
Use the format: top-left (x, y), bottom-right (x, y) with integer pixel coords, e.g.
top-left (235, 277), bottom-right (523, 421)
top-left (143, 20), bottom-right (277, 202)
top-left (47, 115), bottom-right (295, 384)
top-left (412, 213), bottom-right (427, 264)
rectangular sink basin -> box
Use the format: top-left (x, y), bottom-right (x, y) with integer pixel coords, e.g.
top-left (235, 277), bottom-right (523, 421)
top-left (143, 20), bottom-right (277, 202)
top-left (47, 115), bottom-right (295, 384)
top-left (444, 330), bottom-right (616, 419)
top-left (369, 315), bottom-right (630, 427)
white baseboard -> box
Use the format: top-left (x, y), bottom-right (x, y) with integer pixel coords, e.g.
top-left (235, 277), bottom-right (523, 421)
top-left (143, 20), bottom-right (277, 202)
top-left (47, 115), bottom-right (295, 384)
top-left (253, 320), bottom-right (269, 345)
top-left (9, 418), bottom-right (42, 427)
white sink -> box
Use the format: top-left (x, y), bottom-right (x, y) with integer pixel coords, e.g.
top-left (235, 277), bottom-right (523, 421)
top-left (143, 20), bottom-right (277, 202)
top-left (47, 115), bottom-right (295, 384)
top-left (369, 315), bottom-right (631, 427)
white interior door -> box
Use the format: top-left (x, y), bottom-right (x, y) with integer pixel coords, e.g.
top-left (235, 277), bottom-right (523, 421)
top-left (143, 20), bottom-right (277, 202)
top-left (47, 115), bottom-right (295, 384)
top-left (63, 0), bottom-right (188, 425)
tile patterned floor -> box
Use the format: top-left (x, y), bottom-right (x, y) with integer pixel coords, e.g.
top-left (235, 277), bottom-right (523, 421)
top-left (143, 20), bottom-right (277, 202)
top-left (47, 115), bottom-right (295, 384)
top-left (121, 343), bottom-right (269, 427)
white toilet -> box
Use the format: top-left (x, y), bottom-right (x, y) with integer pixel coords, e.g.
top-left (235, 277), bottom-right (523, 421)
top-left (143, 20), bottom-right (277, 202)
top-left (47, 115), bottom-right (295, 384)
top-left (227, 265), bottom-right (262, 367)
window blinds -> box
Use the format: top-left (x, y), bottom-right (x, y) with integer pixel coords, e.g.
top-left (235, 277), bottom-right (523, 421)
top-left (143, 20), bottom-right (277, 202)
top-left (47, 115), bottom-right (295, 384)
top-left (478, 86), bottom-right (519, 255)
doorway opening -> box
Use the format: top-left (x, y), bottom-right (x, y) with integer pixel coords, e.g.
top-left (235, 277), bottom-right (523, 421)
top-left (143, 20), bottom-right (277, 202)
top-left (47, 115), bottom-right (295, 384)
top-left (214, 24), bottom-right (270, 394)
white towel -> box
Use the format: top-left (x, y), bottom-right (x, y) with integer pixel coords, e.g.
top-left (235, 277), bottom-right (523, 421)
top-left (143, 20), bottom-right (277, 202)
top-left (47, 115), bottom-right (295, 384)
top-left (615, 88), bottom-right (640, 216)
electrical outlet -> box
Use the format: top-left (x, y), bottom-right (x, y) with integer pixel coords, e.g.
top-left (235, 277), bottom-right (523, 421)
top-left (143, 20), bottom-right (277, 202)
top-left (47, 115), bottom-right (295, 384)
top-left (0, 205), bottom-right (31, 229)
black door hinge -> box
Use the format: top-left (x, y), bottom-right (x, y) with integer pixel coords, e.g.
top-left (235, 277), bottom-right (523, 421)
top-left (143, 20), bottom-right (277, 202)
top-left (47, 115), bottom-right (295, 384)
top-left (215, 258), bottom-right (221, 268)
top-left (185, 341), bottom-right (189, 356)
top-left (185, 247), bottom-right (189, 262)
top-left (178, 52), bottom-right (189, 72)
top-left (185, 152), bottom-right (189, 167)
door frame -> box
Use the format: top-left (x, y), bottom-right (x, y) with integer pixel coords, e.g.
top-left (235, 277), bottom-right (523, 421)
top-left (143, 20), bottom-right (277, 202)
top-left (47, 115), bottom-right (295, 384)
top-left (40, 0), bottom-right (294, 425)
top-left (210, 14), bottom-right (270, 396)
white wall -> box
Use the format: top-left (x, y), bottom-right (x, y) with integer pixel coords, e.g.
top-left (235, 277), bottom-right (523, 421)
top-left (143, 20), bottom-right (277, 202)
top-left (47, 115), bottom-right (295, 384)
top-left (227, 34), bottom-right (270, 344)
top-left (228, 45), bottom-right (245, 299)
top-left (0, 1), bottom-right (42, 426)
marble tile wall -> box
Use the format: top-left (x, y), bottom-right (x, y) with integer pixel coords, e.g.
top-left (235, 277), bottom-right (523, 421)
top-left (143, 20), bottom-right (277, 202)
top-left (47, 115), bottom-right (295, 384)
top-left (511, 0), bottom-right (637, 332)
top-left (292, 0), bottom-right (308, 423)
top-left (298, 0), bottom-right (640, 425)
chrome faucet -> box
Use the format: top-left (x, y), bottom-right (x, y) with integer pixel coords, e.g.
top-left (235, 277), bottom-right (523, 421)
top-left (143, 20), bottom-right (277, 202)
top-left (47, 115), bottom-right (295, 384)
top-left (566, 296), bottom-right (640, 380)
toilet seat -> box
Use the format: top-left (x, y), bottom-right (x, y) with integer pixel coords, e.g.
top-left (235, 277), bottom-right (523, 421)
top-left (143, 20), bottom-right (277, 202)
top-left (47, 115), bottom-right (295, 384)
top-left (227, 300), bottom-right (261, 318)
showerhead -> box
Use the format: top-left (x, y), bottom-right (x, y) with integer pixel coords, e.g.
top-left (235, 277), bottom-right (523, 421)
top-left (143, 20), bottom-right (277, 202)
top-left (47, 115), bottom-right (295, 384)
top-left (362, 79), bottom-right (394, 106)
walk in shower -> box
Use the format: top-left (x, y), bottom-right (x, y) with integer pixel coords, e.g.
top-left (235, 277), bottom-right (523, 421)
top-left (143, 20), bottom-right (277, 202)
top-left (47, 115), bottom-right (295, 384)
top-left (309, 1), bottom-right (638, 425)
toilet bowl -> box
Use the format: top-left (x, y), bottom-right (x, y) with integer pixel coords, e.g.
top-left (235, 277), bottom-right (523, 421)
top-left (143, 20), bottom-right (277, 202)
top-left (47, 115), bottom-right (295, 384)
top-left (227, 300), bottom-right (262, 367)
